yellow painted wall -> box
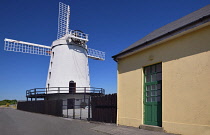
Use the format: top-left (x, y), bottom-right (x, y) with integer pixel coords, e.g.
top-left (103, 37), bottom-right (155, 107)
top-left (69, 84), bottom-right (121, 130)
top-left (117, 24), bottom-right (210, 135)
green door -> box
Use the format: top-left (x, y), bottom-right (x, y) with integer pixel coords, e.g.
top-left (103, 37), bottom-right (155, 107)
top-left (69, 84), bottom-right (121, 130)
top-left (144, 63), bottom-right (162, 126)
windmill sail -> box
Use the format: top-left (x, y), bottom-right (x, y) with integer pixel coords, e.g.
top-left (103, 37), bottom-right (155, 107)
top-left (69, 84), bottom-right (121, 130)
top-left (87, 48), bottom-right (105, 60)
top-left (56, 2), bottom-right (105, 61)
top-left (57, 2), bottom-right (70, 39)
top-left (4, 38), bottom-right (51, 56)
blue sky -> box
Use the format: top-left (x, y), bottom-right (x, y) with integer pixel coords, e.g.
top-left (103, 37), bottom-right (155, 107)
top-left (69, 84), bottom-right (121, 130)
top-left (0, 0), bottom-right (209, 100)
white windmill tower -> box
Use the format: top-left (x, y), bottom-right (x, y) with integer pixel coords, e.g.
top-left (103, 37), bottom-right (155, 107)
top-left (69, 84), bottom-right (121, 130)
top-left (4, 2), bottom-right (105, 100)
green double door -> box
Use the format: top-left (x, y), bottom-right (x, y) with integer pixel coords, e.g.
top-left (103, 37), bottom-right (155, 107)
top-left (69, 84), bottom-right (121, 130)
top-left (144, 63), bottom-right (162, 126)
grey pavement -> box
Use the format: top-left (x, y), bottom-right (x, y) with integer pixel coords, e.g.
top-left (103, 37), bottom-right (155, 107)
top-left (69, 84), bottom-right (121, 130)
top-left (0, 107), bottom-right (175, 135)
top-left (0, 107), bottom-right (105, 135)
top-left (92, 124), bottom-right (175, 135)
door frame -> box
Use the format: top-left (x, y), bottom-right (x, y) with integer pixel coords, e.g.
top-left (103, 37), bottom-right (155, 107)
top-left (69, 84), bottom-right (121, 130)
top-left (143, 63), bottom-right (162, 126)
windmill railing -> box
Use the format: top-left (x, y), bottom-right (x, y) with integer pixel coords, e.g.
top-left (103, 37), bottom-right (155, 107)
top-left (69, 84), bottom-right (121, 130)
top-left (69, 30), bottom-right (89, 41)
top-left (26, 87), bottom-right (105, 98)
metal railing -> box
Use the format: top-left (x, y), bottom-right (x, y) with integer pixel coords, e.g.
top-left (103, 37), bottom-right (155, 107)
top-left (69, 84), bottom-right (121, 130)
top-left (69, 30), bottom-right (89, 41)
top-left (26, 87), bottom-right (105, 98)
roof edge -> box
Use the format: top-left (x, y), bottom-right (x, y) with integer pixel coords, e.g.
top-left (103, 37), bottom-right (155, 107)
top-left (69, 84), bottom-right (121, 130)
top-left (112, 14), bottom-right (210, 62)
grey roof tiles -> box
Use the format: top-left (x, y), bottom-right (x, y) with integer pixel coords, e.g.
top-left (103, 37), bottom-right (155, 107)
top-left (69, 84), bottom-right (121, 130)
top-left (113, 4), bottom-right (210, 60)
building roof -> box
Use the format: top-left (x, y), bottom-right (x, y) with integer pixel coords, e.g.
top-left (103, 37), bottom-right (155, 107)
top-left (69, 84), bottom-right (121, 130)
top-left (113, 4), bottom-right (210, 61)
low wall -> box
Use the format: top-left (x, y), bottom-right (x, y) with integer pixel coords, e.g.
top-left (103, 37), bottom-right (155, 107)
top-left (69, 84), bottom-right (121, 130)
top-left (17, 100), bottom-right (63, 117)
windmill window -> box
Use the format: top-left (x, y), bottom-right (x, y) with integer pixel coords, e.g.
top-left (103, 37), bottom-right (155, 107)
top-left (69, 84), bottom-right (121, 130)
top-left (49, 72), bottom-right (51, 79)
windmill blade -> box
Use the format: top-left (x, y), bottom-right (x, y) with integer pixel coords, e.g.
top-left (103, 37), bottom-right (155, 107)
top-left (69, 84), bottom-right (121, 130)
top-left (4, 38), bottom-right (51, 56)
top-left (87, 48), bottom-right (105, 60)
top-left (57, 2), bottom-right (70, 39)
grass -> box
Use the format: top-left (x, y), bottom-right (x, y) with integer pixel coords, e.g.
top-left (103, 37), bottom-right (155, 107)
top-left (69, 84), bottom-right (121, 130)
top-left (0, 104), bottom-right (17, 109)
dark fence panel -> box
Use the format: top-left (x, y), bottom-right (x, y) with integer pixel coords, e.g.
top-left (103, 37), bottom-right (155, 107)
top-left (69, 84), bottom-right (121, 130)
top-left (91, 94), bottom-right (117, 123)
top-left (17, 100), bottom-right (63, 117)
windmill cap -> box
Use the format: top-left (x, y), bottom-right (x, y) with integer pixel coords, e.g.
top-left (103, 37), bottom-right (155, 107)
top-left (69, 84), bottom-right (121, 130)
top-left (51, 38), bottom-right (70, 47)
top-left (51, 37), bottom-right (88, 50)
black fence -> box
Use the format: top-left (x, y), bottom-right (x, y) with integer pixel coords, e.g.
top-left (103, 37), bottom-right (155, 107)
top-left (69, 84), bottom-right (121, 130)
top-left (91, 94), bottom-right (117, 123)
top-left (17, 94), bottom-right (117, 124)
top-left (17, 100), bottom-right (63, 117)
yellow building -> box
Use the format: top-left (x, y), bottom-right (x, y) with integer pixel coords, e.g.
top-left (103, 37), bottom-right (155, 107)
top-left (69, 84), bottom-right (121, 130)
top-left (112, 5), bottom-right (210, 135)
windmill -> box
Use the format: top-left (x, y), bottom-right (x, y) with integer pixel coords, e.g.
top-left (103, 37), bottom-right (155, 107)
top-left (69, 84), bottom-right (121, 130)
top-left (4, 2), bottom-right (105, 99)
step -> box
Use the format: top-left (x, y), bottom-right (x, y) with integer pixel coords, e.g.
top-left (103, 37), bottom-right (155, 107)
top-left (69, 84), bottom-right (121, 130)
top-left (139, 125), bottom-right (164, 132)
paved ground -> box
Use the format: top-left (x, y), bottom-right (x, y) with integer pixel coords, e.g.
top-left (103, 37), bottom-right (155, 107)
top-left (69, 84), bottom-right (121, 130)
top-left (92, 124), bottom-right (175, 135)
top-left (0, 107), bottom-right (175, 135)
top-left (0, 107), bottom-right (105, 135)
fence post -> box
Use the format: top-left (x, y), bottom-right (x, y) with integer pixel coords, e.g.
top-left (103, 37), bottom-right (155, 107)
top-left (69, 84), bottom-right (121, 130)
top-left (67, 102), bottom-right (69, 118)
top-left (35, 89), bottom-right (37, 101)
top-left (84, 87), bottom-right (86, 101)
top-left (88, 96), bottom-right (91, 121)
top-left (58, 87), bottom-right (60, 100)
top-left (73, 99), bottom-right (75, 119)
top-left (80, 107), bottom-right (82, 120)
top-left (26, 90), bottom-right (28, 101)
top-left (46, 88), bottom-right (47, 95)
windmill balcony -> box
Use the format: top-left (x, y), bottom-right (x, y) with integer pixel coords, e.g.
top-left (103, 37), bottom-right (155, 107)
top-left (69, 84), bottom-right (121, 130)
top-left (69, 30), bottom-right (89, 41)
top-left (26, 87), bottom-right (105, 101)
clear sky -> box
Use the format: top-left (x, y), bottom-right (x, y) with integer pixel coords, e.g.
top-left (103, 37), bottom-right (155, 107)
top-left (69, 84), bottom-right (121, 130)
top-left (0, 0), bottom-right (209, 100)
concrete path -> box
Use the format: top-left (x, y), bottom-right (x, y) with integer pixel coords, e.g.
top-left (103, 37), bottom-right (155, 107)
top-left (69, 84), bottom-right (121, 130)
top-left (92, 124), bottom-right (175, 135)
top-left (0, 107), bottom-right (105, 135)
top-left (0, 107), bottom-right (175, 135)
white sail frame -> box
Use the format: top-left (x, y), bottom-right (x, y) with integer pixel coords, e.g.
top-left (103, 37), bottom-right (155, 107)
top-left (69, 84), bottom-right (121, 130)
top-left (57, 2), bottom-right (70, 39)
top-left (4, 38), bottom-right (51, 56)
top-left (87, 48), bottom-right (105, 60)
